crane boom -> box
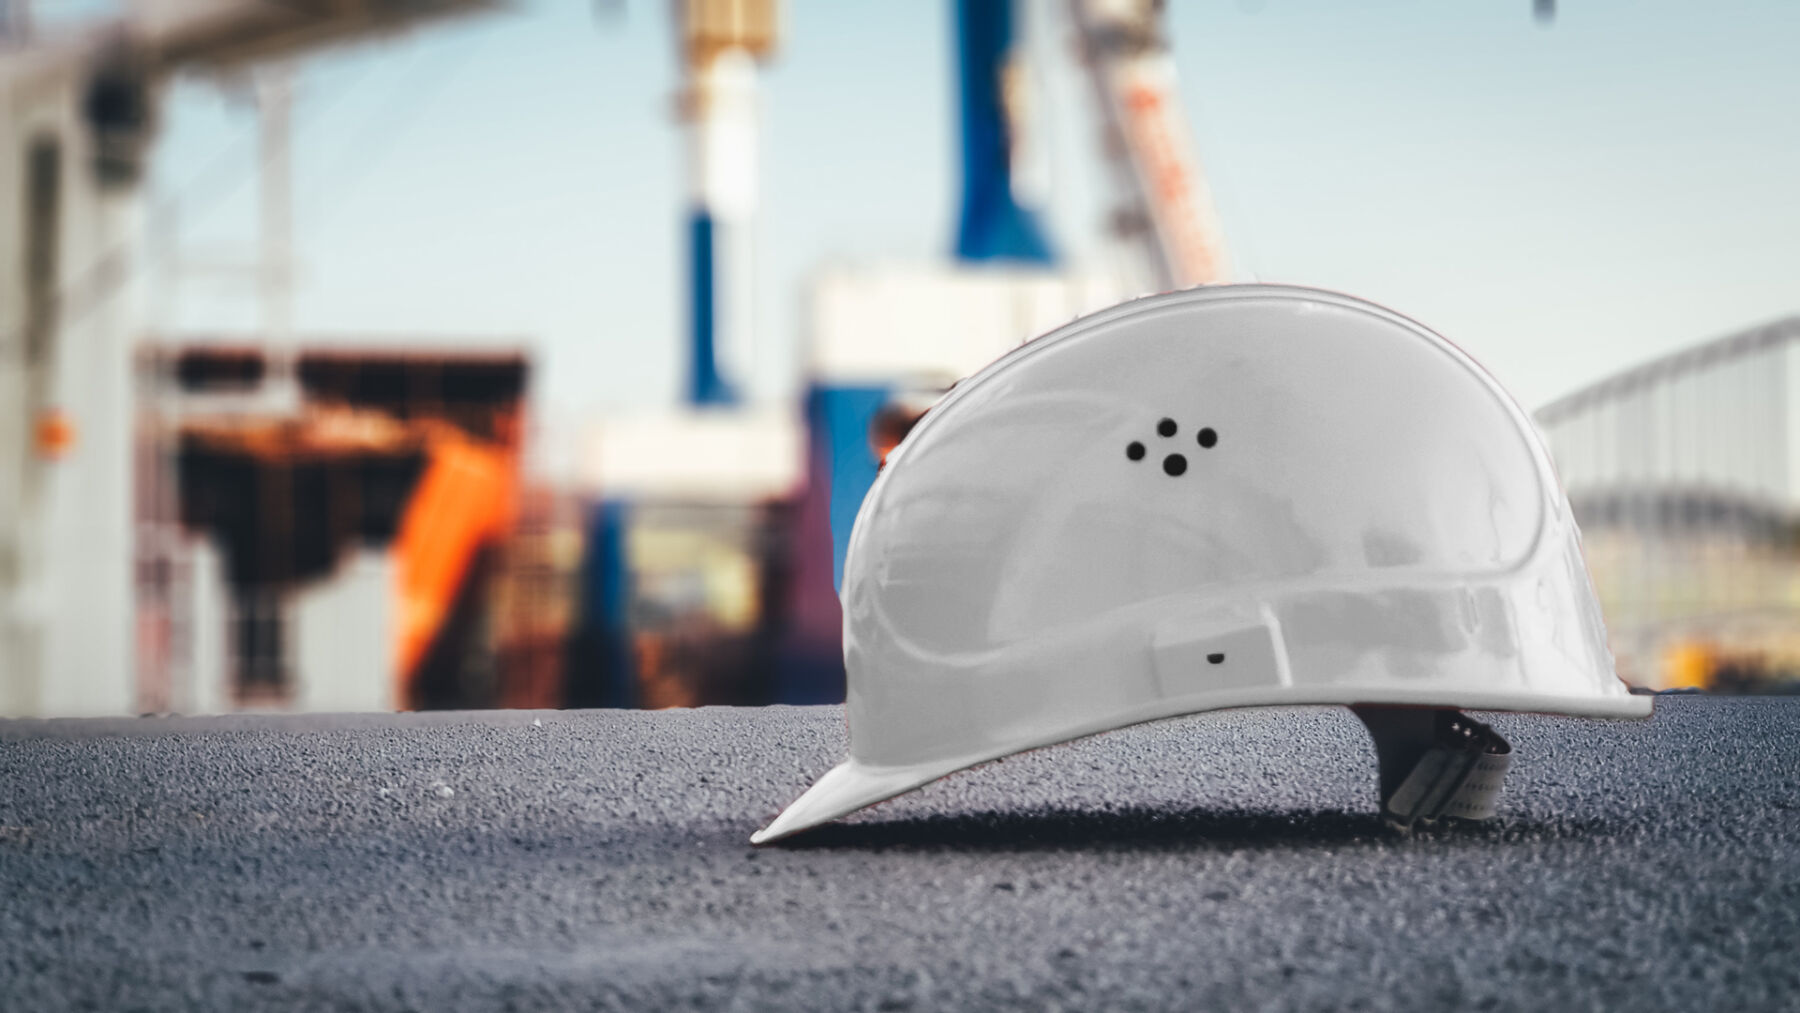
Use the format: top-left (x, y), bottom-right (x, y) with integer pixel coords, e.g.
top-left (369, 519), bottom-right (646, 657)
top-left (1069, 0), bottom-right (1231, 289)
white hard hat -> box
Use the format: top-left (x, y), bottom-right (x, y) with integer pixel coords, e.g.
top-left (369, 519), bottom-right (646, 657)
top-left (755, 285), bottom-right (1650, 844)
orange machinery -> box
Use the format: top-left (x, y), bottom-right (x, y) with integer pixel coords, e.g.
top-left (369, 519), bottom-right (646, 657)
top-left (390, 422), bottom-right (517, 689)
top-left (171, 347), bottom-right (527, 708)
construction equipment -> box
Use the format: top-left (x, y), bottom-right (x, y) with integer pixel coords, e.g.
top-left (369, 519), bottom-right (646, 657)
top-left (1069, 0), bottom-right (1232, 289)
top-left (756, 285), bottom-right (1648, 843)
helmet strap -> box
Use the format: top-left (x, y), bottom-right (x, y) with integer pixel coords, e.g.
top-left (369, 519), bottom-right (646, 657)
top-left (1350, 706), bottom-right (1513, 830)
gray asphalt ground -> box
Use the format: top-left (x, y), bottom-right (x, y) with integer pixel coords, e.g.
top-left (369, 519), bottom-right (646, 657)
top-left (2, 697), bottom-right (1796, 1012)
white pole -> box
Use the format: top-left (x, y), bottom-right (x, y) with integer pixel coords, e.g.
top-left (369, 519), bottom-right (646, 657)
top-left (257, 63), bottom-right (297, 413)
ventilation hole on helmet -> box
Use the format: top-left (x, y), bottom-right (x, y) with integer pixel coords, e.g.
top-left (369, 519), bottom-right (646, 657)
top-left (1157, 417), bottom-right (1177, 438)
top-left (1162, 454), bottom-right (1187, 476)
top-left (1207, 652), bottom-right (1225, 664)
top-left (1197, 427), bottom-right (1217, 448)
top-left (1126, 441), bottom-right (1146, 461)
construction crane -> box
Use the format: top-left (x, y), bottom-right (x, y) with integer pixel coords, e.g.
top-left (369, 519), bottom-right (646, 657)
top-left (674, 0), bottom-right (780, 407)
top-left (1068, 0), bottom-right (1232, 290)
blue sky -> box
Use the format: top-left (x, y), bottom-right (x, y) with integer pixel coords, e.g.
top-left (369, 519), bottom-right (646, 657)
top-left (145, 1), bottom-right (1800, 470)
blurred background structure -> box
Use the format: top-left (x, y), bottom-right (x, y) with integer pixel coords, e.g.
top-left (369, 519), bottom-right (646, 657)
top-left (2, 0), bottom-right (1797, 717)
top-left (1538, 317), bottom-right (1800, 693)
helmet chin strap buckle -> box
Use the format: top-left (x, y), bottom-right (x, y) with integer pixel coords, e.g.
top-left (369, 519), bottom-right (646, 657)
top-left (1351, 706), bottom-right (1512, 831)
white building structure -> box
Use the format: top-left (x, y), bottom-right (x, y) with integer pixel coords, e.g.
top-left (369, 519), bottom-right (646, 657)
top-left (0, 1), bottom-right (489, 717)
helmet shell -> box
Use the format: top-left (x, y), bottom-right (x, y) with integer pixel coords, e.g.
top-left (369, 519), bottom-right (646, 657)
top-left (755, 285), bottom-right (1647, 843)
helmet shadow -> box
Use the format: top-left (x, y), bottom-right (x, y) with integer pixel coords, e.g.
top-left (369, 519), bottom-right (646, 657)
top-left (769, 805), bottom-right (1612, 852)
top-left (774, 805), bottom-right (1379, 851)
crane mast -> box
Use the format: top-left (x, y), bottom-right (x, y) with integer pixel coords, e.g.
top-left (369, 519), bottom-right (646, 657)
top-left (1069, 0), bottom-right (1231, 289)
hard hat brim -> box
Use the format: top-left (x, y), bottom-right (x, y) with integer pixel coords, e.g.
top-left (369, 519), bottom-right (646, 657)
top-left (751, 689), bottom-right (1651, 844)
top-left (749, 757), bottom-right (961, 845)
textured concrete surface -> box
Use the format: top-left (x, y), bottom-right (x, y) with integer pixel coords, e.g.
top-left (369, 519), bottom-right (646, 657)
top-left (1, 697), bottom-right (1796, 1011)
